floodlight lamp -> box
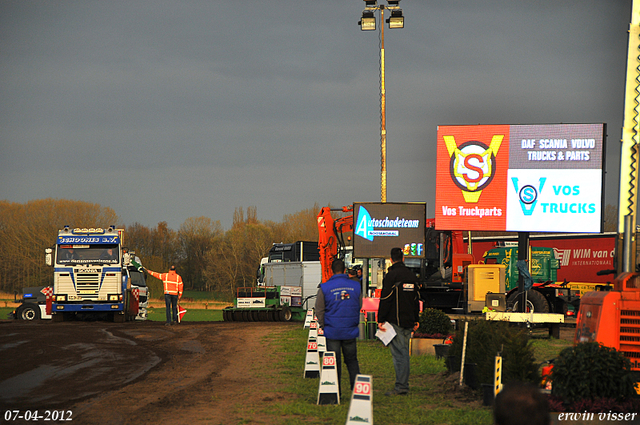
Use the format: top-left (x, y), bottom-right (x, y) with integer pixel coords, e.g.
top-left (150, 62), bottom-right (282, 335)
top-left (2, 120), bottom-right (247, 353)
top-left (387, 9), bottom-right (404, 29)
top-left (364, 0), bottom-right (377, 7)
top-left (359, 11), bottom-right (376, 31)
top-left (387, 0), bottom-right (400, 6)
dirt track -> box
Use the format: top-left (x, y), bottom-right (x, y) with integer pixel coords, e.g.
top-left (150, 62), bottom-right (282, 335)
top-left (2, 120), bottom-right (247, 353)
top-left (0, 320), bottom-right (294, 425)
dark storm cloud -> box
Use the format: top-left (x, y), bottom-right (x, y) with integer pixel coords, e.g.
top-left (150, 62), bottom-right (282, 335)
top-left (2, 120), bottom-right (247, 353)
top-left (0, 0), bottom-right (632, 229)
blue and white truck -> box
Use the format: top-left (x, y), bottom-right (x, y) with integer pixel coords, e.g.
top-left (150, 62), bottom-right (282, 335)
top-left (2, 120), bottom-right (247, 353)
top-left (45, 226), bottom-right (147, 322)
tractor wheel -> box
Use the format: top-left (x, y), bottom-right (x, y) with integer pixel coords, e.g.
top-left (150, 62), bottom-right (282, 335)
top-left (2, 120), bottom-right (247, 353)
top-left (233, 310), bottom-right (244, 321)
top-left (508, 290), bottom-right (549, 313)
top-left (258, 310), bottom-right (269, 321)
top-left (18, 304), bottom-right (40, 321)
top-left (267, 310), bottom-right (277, 322)
top-left (251, 310), bottom-right (261, 321)
top-left (222, 309), bottom-right (230, 321)
top-left (279, 306), bottom-right (292, 322)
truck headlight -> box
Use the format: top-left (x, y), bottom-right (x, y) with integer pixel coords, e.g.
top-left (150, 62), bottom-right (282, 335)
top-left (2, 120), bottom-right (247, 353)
top-left (108, 294), bottom-right (119, 301)
top-left (56, 295), bottom-right (67, 302)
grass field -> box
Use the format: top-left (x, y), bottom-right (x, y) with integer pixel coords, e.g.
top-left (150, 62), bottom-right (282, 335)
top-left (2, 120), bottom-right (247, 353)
top-left (254, 326), bottom-right (493, 425)
top-left (0, 307), bottom-right (14, 319)
top-left (2, 305), bottom-right (573, 424)
top-left (147, 306), bottom-right (223, 322)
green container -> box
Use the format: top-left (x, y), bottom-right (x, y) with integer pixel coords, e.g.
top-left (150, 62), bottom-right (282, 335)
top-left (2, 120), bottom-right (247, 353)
top-left (483, 247), bottom-right (559, 291)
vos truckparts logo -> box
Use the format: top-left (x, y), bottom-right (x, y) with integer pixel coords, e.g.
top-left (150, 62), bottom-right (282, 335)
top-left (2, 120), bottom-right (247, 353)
top-left (443, 134), bottom-right (503, 203)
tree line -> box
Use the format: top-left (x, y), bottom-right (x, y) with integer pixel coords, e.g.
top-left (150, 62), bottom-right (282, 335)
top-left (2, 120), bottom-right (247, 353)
top-left (0, 199), bottom-right (321, 300)
top-left (0, 199), bottom-right (619, 300)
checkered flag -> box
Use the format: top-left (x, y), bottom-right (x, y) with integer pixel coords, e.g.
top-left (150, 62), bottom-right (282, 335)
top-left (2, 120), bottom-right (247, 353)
top-left (41, 286), bottom-right (53, 299)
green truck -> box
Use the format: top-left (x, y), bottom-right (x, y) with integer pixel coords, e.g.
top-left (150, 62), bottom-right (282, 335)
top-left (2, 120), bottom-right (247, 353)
top-left (484, 246), bottom-right (579, 314)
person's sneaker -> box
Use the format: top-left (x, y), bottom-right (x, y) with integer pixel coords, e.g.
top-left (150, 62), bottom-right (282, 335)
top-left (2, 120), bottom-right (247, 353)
top-left (384, 389), bottom-right (408, 396)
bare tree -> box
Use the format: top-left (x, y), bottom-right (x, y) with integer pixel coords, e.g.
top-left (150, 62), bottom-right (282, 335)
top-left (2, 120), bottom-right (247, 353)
top-left (178, 217), bottom-right (223, 290)
top-left (0, 199), bottom-right (118, 292)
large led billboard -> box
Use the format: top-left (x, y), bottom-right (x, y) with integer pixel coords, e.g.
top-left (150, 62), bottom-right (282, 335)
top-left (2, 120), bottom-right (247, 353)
top-left (353, 202), bottom-right (426, 259)
top-left (435, 124), bottom-right (605, 233)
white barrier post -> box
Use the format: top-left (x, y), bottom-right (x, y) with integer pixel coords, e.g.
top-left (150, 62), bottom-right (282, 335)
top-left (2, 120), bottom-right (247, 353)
top-left (345, 374), bottom-right (373, 425)
top-left (309, 320), bottom-right (319, 339)
top-left (303, 309), bottom-right (314, 329)
top-left (317, 351), bottom-right (340, 405)
top-left (304, 337), bottom-right (320, 378)
top-left (317, 326), bottom-right (327, 356)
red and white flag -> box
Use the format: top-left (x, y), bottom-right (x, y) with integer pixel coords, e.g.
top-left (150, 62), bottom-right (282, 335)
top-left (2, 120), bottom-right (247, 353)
top-left (178, 304), bottom-right (187, 323)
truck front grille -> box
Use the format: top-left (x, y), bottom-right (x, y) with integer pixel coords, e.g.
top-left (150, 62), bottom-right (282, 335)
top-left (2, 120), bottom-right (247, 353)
top-left (76, 273), bottom-right (100, 299)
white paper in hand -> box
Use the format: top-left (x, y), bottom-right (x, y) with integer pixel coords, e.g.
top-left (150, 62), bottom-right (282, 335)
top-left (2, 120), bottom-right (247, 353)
top-left (375, 321), bottom-right (397, 346)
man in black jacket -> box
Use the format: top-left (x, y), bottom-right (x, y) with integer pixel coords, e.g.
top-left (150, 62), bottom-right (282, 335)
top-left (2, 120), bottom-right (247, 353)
top-left (377, 247), bottom-right (420, 396)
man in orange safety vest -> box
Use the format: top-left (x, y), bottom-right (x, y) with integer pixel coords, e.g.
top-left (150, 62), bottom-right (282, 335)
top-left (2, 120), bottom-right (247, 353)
top-left (145, 265), bottom-right (183, 325)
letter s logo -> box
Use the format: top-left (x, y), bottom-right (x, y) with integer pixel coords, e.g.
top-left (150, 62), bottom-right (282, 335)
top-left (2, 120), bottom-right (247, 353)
top-left (462, 154), bottom-right (484, 183)
top-left (519, 185), bottom-right (538, 205)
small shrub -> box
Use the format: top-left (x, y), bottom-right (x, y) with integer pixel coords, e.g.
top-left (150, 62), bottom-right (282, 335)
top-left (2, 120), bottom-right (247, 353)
top-left (446, 320), bottom-right (538, 386)
top-left (415, 308), bottom-right (452, 337)
top-left (551, 342), bottom-right (636, 404)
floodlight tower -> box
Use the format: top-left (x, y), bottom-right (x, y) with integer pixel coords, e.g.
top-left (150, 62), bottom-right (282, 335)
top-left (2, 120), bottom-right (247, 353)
top-left (358, 0), bottom-right (404, 203)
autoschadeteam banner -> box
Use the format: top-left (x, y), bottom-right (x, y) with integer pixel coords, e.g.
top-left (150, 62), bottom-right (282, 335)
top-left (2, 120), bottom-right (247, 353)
top-left (435, 123), bottom-right (605, 233)
top-left (353, 202), bottom-right (426, 258)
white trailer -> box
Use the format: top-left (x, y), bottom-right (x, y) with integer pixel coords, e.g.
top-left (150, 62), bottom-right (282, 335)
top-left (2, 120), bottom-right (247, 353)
top-left (264, 261), bottom-right (322, 307)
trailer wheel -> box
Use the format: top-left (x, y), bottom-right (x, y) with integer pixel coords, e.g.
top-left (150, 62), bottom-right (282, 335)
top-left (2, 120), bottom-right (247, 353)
top-left (233, 311), bottom-right (244, 321)
top-left (18, 304), bottom-right (40, 321)
top-left (267, 310), bottom-right (277, 322)
top-left (508, 290), bottom-right (549, 313)
top-left (279, 306), bottom-right (292, 322)
top-left (251, 310), bottom-right (261, 321)
top-left (222, 309), bottom-right (231, 321)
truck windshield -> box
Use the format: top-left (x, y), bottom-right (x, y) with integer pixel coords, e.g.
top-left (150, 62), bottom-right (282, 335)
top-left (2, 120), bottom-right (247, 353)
top-left (404, 258), bottom-right (422, 279)
top-left (128, 268), bottom-right (146, 287)
top-left (56, 244), bottom-right (120, 265)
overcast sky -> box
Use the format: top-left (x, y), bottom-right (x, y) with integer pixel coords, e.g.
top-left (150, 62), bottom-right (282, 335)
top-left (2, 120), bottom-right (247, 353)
top-left (0, 1), bottom-right (632, 230)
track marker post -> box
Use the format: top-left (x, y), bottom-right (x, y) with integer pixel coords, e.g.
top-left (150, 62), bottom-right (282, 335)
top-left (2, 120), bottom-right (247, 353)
top-left (303, 309), bottom-right (314, 329)
top-left (304, 337), bottom-right (320, 378)
top-left (317, 326), bottom-right (326, 356)
top-left (309, 320), bottom-right (318, 339)
top-left (494, 355), bottom-right (503, 397)
top-left (317, 351), bottom-right (340, 405)
top-left (345, 374), bottom-right (373, 425)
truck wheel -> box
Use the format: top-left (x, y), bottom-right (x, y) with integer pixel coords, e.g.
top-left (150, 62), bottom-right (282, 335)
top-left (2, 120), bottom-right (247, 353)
top-left (18, 304), bottom-right (40, 321)
top-left (113, 312), bottom-right (126, 323)
top-left (508, 290), bottom-right (549, 313)
top-left (279, 306), bottom-right (292, 322)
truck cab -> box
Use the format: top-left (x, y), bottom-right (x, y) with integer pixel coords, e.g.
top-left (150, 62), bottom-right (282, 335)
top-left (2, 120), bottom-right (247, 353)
top-left (47, 226), bottom-right (139, 322)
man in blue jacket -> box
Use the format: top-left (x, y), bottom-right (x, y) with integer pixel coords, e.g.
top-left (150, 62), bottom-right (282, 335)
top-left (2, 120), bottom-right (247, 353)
top-left (315, 259), bottom-right (362, 393)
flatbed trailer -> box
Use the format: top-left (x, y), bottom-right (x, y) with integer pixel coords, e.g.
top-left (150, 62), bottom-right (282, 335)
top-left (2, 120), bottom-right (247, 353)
top-left (447, 312), bottom-right (572, 339)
